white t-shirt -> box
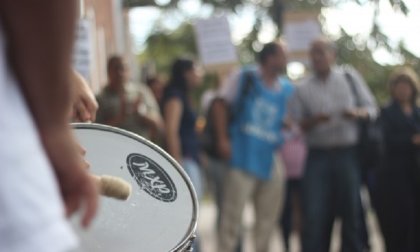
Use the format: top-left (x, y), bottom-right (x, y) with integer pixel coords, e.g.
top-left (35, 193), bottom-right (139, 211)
top-left (0, 23), bottom-right (77, 252)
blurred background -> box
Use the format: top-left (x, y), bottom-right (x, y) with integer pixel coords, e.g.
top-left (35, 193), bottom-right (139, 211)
top-left (73, 1), bottom-right (419, 251)
top-left (75, 0), bottom-right (419, 104)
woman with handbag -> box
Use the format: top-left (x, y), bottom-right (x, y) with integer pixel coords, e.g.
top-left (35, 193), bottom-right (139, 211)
top-left (375, 66), bottom-right (420, 252)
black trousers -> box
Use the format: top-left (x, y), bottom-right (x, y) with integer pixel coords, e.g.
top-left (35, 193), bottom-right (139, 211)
top-left (373, 159), bottom-right (420, 252)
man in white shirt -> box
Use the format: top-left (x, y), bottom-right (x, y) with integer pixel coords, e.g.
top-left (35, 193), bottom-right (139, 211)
top-left (0, 1), bottom-right (98, 251)
top-left (291, 37), bottom-right (377, 252)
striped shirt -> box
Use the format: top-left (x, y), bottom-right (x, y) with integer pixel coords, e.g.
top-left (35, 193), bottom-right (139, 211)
top-left (290, 66), bottom-right (377, 148)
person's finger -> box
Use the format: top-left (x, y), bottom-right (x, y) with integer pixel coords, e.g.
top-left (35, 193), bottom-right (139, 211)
top-left (76, 142), bottom-right (87, 156)
top-left (84, 98), bottom-right (98, 122)
top-left (81, 180), bottom-right (99, 228)
top-left (75, 143), bottom-right (89, 169)
top-left (72, 105), bottom-right (82, 122)
top-left (70, 105), bottom-right (77, 121)
top-left (76, 101), bottom-right (90, 122)
top-left (65, 196), bottom-right (81, 218)
top-left (82, 158), bottom-right (90, 170)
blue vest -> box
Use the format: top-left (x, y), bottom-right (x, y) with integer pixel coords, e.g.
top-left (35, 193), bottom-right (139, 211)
top-left (230, 68), bottom-right (294, 180)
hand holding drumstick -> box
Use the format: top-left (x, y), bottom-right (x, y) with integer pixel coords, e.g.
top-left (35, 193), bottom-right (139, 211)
top-left (90, 174), bottom-right (132, 201)
top-left (78, 144), bottom-right (132, 201)
top-left (71, 72), bottom-right (131, 201)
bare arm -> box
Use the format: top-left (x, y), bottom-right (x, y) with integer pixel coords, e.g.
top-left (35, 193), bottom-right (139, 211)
top-left (0, 0), bottom-right (75, 131)
top-left (0, 0), bottom-right (97, 227)
top-left (163, 98), bottom-right (183, 163)
top-left (135, 86), bottom-right (164, 141)
top-left (212, 98), bottom-right (231, 160)
top-left (136, 97), bottom-right (163, 140)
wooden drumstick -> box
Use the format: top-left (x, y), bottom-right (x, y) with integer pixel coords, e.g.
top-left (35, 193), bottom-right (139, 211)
top-left (90, 175), bottom-right (132, 200)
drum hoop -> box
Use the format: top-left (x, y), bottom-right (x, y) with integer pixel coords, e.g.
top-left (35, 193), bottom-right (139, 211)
top-left (72, 123), bottom-right (198, 252)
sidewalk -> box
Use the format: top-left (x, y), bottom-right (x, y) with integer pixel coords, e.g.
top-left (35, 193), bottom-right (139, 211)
top-left (197, 196), bottom-right (384, 252)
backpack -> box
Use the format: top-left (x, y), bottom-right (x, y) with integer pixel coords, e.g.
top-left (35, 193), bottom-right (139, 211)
top-left (344, 70), bottom-right (384, 176)
top-left (200, 70), bottom-right (256, 158)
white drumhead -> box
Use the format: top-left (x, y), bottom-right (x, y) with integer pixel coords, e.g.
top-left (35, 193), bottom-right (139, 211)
top-left (71, 123), bottom-right (198, 252)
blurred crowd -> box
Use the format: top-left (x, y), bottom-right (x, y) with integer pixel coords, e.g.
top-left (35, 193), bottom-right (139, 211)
top-left (94, 37), bottom-right (419, 252)
top-left (3, 2), bottom-right (418, 252)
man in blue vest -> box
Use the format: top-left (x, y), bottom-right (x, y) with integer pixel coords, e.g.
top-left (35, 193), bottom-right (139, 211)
top-left (215, 41), bottom-right (294, 252)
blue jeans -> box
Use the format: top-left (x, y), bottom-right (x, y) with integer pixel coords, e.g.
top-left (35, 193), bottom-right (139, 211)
top-left (302, 147), bottom-right (362, 252)
top-left (182, 158), bottom-right (203, 252)
top-left (183, 158), bottom-right (203, 200)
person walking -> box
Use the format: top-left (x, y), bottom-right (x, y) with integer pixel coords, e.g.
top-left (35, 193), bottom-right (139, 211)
top-left (215, 41), bottom-right (294, 252)
top-left (374, 67), bottom-right (420, 252)
top-left (291, 37), bottom-right (377, 252)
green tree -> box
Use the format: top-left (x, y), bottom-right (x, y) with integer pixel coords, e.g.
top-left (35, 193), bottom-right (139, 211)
top-left (139, 21), bottom-right (218, 110)
top-left (140, 21), bottom-right (197, 75)
top-left (132, 0), bottom-right (415, 67)
top-left (132, 0), bottom-right (417, 105)
top-left (124, 0), bottom-right (409, 35)
top-left (335, 29), bottom-right (393, 104)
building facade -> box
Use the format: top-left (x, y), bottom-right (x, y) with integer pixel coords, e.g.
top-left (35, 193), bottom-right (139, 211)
top-left (74, 0), bottom-right (132, 93)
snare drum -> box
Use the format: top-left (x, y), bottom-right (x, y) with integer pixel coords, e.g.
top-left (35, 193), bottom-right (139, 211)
top-left (71, 123), bottom-right (198, 252)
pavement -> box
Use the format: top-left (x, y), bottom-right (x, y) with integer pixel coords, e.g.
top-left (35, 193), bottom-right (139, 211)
top-left (197, 192), bottom-right (384, 252)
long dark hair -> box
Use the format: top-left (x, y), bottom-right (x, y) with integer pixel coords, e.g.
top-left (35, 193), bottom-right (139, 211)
top-left (167, 58), bottom-right (194, 92)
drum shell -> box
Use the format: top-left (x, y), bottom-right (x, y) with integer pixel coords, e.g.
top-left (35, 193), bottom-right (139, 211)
top-left (71, 123), bottom-right (198, 252)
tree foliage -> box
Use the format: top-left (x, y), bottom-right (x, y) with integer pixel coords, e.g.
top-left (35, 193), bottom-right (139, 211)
top-left (135, 0), bottom-right (417, 105)
top-left (125, 0), bottom-right (409, 32)
top-left (139, 22), bottom-right (197, 75)
top-left (335, 29), bottom-right (393, 104)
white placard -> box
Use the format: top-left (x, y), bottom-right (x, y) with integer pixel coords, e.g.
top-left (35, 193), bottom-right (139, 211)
top-left (73, 19), bottom-right (92, 80)
top-left (193, 16), bottom-right (237, 67)
top-left (284, 19), bottom-right (321, 52)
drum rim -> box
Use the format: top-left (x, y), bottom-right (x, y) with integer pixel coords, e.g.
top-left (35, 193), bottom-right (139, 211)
top-left (72, 122), bottom-right (198, 252)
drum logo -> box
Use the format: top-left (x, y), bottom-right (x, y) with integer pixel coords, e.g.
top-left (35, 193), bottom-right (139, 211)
top-left (126, 153), bottom-right (177, 202)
